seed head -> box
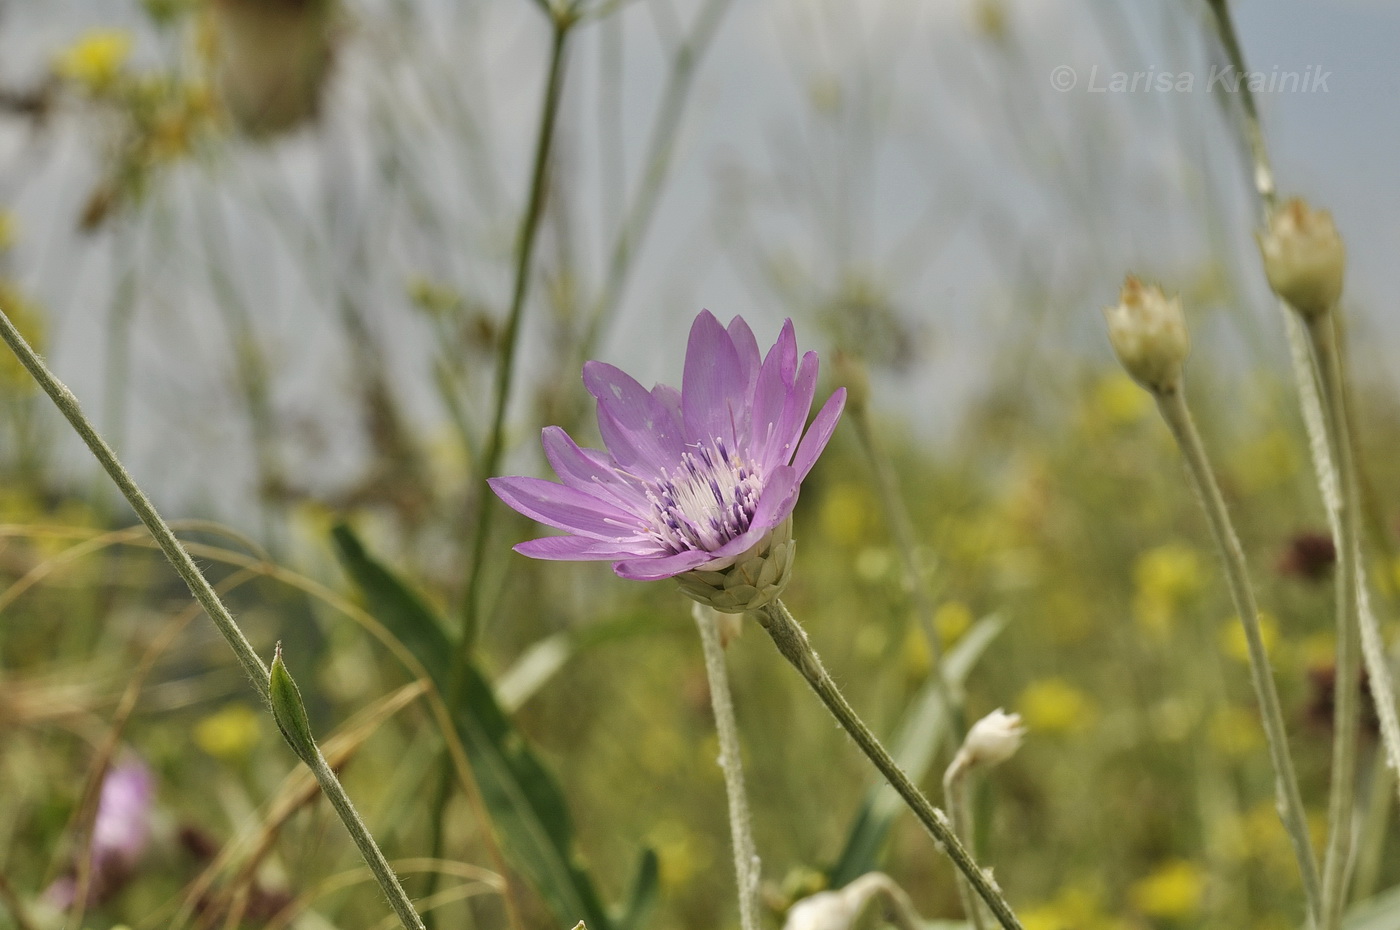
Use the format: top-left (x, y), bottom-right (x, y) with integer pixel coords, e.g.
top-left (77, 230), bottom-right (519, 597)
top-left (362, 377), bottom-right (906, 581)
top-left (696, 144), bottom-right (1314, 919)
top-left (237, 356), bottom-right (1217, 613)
top-left (1257, 197), bottom-right (1345, 320)
top-left (1103, 277), bottom-right (1190, 393)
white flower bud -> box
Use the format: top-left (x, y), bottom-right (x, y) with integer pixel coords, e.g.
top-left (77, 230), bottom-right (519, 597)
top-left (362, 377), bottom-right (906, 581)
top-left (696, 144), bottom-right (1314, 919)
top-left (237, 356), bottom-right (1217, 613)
top-left (1103, 277), bottom-right (1190, 393)
top-left (1257, 197), bottom-right (1345, 320)
top-left (956, 709), bottom-right (1026, 769)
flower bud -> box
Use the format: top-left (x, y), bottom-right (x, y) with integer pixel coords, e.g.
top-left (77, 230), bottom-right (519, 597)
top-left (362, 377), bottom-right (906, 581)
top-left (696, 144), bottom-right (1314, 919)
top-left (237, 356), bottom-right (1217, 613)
top-left (1257, 197), bottom-right (1345, 320)
top-left (1103, 277), bottom-right (1190, 393)
top-left (955, 709), bottom-right (1026, 769)
top-left (269, 643), bottom-right (318, 766)
top-left (675, 517), bottom-right (794, 614)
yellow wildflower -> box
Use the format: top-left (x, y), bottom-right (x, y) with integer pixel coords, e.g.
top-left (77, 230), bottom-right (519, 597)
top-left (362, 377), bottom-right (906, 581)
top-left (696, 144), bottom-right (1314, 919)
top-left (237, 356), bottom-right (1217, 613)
top-left (1208, 704), bottom-right (1264, 758)
top-left (1019, 678), bottom-right (1096, 734)
top-left (1132, 542), bottom-right (1202, 634)
top-left (194, 702), bottom-right (262, 761)
top-left (1129, 859), bottom-right (1205, 920)
top-left (54, 29), bottom-right (133, 92)
top-left (1219, 611), bottom-right (1280, 663)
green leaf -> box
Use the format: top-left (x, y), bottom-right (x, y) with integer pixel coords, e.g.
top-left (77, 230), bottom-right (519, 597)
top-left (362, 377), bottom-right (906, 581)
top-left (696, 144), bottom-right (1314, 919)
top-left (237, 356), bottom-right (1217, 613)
top-left (331, 524), bottom-right (452, 683)
top-left (613, 847), bottom-right (659, 930)
top-left (827, 615), bottom-right (1007, 888)
top-left (331, 524), bottom-right (615, 930)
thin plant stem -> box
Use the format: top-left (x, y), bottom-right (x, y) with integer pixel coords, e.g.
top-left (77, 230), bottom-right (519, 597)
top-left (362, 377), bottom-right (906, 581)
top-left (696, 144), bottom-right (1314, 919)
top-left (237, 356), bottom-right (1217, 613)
top-left (693, 604), bottom-right (761, 930)
top-left (848, 391), bottom-right (966, 739)
top-left (756, 599), bottom-right (1023, 930)
top-left (0, 308), bottom-right (426, 930)
top-left (458, 7), bottom-right (575, 655)
top-left (1306, 316), bottom-right (1368, 930)
top-left (429, 7), bottom-right (576, 915)
top-left (942, 760), bottom-right (988, 930)
top-left (1152, 386), bottom-right (1322, 924)
top-left (1207, 0), bottom-right (1400, 907)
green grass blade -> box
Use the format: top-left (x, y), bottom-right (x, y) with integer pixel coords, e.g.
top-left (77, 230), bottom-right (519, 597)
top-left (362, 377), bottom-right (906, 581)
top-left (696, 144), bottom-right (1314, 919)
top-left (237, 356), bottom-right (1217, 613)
top-left (331, 524), bottom-right (614, 930)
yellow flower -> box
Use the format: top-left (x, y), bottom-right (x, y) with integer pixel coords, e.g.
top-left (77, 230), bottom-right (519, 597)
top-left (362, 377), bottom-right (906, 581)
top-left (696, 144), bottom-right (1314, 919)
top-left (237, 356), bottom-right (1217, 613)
top-left (1219, 611), bottom-right (1279, 663)
top-left (1019, 678), bottom-right (1096, 734)
top-left (1208, 704), bottom-right (1264, 758)
top-left (1133, 542), bottom-right (1202, 634)
top-left (194, 702), bottom-right (262, 760)
top-left (54, 29), bottom-right (133, 91)
top-left (1020, 881), bottom-right (1129, 930)
top-left (1129, 859), bottom-right (1204, 920)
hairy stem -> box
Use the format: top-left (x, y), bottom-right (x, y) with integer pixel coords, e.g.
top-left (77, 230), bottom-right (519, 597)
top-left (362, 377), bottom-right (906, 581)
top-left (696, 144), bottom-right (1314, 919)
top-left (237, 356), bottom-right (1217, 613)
top-left (942, 760), bottom-right (988, 930)
top-left (756, 599), bottom-right (1023, 930)
top-left (693, 605), bottom-right (761, 930)
top-left (0, 308), bottom-right (425, 930)
top-left (1153, 386), bottom-right (1322, 924)
top-left (1306, 316), bottom-right (1366, 930)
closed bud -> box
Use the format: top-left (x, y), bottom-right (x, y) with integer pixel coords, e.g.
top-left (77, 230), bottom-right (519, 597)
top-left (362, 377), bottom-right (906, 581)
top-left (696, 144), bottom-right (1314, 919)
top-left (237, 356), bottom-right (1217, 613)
top-left (1103, 277), bottom-right (1189, 393)
top-left (1257, 197), bottom-right (1345, 320)
top-left (955, 709), bottom-right (1026, 770)
top-left (269, 643), bottom-right (318, 766)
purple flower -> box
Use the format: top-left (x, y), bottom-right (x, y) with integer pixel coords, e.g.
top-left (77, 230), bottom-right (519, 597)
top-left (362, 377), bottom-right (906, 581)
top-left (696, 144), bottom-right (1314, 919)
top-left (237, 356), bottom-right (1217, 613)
top-left (490, 310), bottom-right (845, 592)
top-left (45, 755), bottom-right (155, 910)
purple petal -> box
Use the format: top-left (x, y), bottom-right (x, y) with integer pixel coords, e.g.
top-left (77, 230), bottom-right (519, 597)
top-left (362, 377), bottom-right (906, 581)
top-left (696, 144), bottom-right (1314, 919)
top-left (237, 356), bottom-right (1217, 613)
top-left (764, 350), bottom-right (819, 469)
top-left (515, 535), bottom-right (660, 561)
top-left (681, 309), bottom-right (745, 448)
top-left (612, 548), bottom-right (716, 581)
top-left (791, 388), bottom-right (846, 481)
top-left (652, 383), bottom-right (683, 424)
top-left (748, 319), bottom-right (797, 464)
top-left (540, 427), bottom-right (648, 514)
top-left (726, 316), bottom-right (762, 391)
top-left (489, 476), bottom-right (646, 541)
top-left (583, 362), bottom-right (685, 469)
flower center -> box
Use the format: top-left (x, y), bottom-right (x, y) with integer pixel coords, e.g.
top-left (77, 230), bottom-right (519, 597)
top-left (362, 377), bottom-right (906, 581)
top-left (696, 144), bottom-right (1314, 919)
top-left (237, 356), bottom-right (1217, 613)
top-left (646, 437), bottom-right (761, 554)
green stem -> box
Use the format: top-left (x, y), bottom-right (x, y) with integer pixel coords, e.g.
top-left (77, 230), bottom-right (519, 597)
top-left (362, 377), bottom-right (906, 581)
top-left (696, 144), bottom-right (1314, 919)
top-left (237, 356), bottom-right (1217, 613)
top-left (458, 8), bottom-right (574, 656)
top-left (1152, 386), bottom-right (1322, 925)
top-left (428, 8), bottom-right (575, 914)
top-left (1203, 0), bottom-right (1275, 210)
top-left (942, 760), bottom-right (988, 930)
top-left (0, 307), bottom-right (425, 930)
top-left (693, 604), bottom-right (761, 930)
top-left (849, 395), bottom-right (965, 738)
top-left (756, 599), bottom-right (1023, 930)
top-left (1306, 317), bottom-right (1365, 930)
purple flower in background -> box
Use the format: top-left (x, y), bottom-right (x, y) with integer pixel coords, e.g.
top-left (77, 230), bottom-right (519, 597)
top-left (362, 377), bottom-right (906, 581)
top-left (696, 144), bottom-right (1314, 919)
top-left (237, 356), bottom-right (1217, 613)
top-left (490, 310), bottom-right (844, 609)
top-left (45, 755), bottom-right (155, 910)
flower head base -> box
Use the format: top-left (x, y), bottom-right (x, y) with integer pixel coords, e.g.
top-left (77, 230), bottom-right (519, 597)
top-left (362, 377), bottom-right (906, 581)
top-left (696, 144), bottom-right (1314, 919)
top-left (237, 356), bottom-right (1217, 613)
top-left (1257, 197), bottom-right (1345, 320)
top-left (1103, 276), bottom-right (1189, 393)
top-left (490, 310), bottom-right (845, 599)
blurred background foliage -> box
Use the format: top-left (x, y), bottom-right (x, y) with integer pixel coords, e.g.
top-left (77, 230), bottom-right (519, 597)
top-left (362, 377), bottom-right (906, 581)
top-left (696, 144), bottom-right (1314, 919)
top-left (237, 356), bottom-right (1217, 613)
top-left (2, 0), bottom-right (1399, 928)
